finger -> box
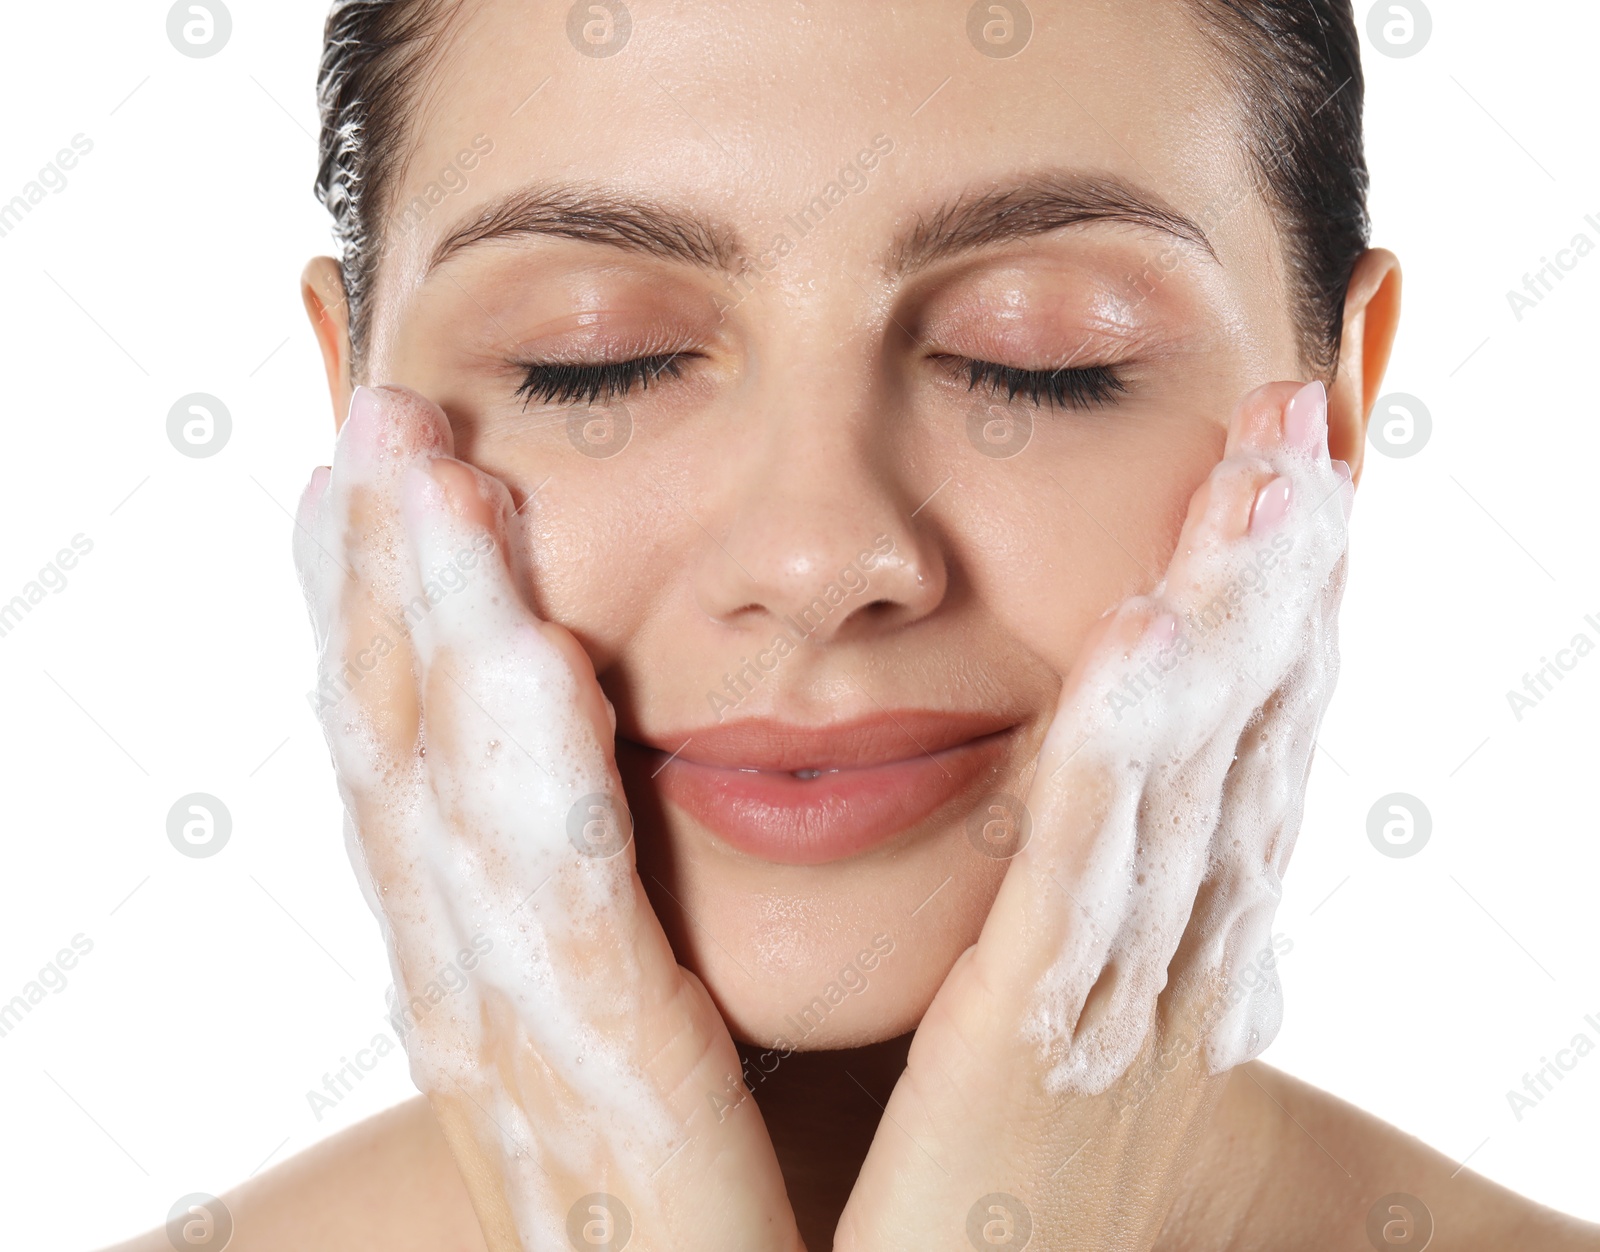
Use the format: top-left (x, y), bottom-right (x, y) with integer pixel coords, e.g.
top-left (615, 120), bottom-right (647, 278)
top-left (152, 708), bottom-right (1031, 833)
top-left (1223, 380), bottom-right (1302, 459)
top-left (427, 456), bottom-right (619, 746)
top-left (334, 382), bottom-right (454, 473)
top-left (323, 383), bottom-right (452, 637)
top-left (304, 387), bottom-right (454, 964)
top-left (1170, 534), bottom-right (1347, 1069)
top-left (399, 456), bottom-right (626, 871)
top-left (316, 396), bottom-right (529, 1007)
top-left (292, 466), bottom-right (339, 649)
top-left (1162, 381), bottom-right (1346, 695)
top-left (397, 457), bottom-right (688, 1123)
top-left (400, 453), bottom-right (681, 989)
top-left (312, 386), bottom-right (450, 773)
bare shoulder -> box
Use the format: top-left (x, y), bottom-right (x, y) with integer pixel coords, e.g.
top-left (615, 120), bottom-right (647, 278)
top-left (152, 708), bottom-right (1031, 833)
top-left (1164, 1061), bottom-right (1600, 1252)
top-left (99, 1096), bottom-right (488, 1252)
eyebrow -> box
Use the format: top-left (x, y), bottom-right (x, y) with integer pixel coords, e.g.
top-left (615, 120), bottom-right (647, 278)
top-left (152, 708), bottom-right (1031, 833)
top-left (424, 169), bottom-right (1216, 279)
top-left (889, 171), bottom-right (1217, 274)
top-left (427, 182), bottom-right (742, 275)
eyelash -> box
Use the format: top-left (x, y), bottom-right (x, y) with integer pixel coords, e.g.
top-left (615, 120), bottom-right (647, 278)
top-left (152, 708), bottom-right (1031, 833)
top-left (513, 352), bottom-right (689, 407)
top-left (510, 351), bottom-right (1128, 411)
top-left (945, 356), bottom-right (1127, 410)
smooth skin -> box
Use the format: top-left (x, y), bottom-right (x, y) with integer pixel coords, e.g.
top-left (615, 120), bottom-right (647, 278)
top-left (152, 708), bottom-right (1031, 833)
top-left (102, 0), bottom-right (1600, 1248)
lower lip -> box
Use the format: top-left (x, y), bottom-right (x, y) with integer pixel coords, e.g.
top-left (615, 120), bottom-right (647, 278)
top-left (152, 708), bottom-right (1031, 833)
top-left (627, 731), bottom-right (1014, 866)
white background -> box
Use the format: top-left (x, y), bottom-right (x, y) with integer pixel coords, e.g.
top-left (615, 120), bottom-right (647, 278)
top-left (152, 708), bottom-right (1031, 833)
top-left (0, 1), bottom-right (1595, 1246)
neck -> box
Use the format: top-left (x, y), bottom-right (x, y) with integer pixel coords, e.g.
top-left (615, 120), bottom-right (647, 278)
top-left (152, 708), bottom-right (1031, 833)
top-left (738, 1031), bottom-right (913, 1250)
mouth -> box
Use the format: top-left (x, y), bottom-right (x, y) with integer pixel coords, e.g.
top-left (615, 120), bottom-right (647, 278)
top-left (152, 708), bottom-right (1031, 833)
top-left (617, 711), bottom-right (1021, 865)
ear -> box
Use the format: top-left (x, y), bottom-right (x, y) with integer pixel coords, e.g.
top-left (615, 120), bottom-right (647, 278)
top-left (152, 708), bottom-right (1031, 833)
top-left (1326, 247), bottom-right (1402, 489)
top-left (301, 256), bottom-right (354, 431)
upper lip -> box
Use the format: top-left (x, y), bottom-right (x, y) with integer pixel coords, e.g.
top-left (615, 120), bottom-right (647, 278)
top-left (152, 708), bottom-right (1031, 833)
top-left (622, 710), bottom-right (1021, 772)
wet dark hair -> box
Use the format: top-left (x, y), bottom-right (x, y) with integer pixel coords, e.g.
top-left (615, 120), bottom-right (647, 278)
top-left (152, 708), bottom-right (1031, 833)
top-left (1186, 1), bottom-right (1370, 378)
top-left (314, 0), bottom-right (464, 366)
top-left (314, 0), bottom-right (1368, 379)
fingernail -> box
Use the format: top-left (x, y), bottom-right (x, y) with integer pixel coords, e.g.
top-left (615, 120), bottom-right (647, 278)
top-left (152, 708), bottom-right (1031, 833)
top-left (1283, 380), bottom-right (1327, 449)
top-left (1332, 459), bottom-right (1352, 482)
top-left (1146, 610), bottom-right (1180, 646)
top-left (1337, 472), bottom-right (1354, 521)
top-left (350, 384), bottom-right (384, 426)
top-left (340, 384), bottom-right (386, 455)
top-left (295, 466), bottom-right (331, 529)
top-left (401, 462), bottom-right (447, 517)
top-left (410, 457), bottom-right (477, 521)
top-left (1249, 476), bottom-right (1292, 533)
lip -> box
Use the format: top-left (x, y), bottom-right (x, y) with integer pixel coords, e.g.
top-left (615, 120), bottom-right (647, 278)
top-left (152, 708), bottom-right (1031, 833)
top-left (619, 711), bottom-right (1019, 865)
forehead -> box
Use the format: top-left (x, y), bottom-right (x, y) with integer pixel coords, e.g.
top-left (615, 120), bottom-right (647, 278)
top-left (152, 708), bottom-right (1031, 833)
top-left (391, 0), bottom-right (1272, 279)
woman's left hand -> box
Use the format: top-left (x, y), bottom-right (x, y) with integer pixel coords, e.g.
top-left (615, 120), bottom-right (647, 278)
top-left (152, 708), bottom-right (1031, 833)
top-left (834, 379), bottom-right (1353, 1251)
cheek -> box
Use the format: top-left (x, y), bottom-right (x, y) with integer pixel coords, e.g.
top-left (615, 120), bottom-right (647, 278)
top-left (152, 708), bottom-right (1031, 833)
top-left (515, 471), bottom-right (673, 667)
top-left (950, 414), bottom-right (1221, 674)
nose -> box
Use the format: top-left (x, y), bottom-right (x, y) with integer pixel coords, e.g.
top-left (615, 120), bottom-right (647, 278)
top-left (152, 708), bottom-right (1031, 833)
top-left (693, 414), bottom-right (947, 645)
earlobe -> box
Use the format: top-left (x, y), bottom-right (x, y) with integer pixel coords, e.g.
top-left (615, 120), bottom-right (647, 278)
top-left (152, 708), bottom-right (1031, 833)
top-left (1328, 247), bottom-right (1403, 489)
top-left (301, 256), bottom-right (354, 430)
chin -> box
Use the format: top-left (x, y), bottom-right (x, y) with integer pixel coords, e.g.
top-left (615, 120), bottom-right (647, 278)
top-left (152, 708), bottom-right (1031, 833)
top-left (625, 764), bottom-right (1012, 1051)
top-left (707, 922), bottom-right (948, 1052)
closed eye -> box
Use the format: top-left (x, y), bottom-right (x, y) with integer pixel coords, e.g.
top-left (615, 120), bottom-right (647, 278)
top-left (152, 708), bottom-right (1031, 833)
top-left (511, 350), bottom-right (1126, 411)
top-left (513, 352), bottom-right (692, 407)
top-left (939, 355), bottom-right (1127, 410)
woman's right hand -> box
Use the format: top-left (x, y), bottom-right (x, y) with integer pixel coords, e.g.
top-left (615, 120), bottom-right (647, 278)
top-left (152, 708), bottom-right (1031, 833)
top-left (293, 384), bottom-right (803, 1252)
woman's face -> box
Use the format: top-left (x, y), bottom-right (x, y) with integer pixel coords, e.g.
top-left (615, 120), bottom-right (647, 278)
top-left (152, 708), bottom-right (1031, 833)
top-left (347, 0), bottom-right (1305, 1049)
